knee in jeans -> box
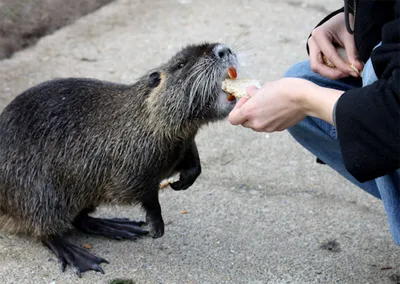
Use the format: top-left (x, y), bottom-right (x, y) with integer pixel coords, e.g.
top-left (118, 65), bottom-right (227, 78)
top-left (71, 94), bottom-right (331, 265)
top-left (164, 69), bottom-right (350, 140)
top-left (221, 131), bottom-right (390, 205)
top-left (283, 60), bottom-right (313, 79)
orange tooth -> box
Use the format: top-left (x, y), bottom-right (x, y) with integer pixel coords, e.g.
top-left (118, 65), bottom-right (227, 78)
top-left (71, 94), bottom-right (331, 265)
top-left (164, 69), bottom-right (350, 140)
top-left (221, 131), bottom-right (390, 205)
top-left (227, 94), bottom-right (236, 102)
top-left (228, 67), bottom-right (237, 79)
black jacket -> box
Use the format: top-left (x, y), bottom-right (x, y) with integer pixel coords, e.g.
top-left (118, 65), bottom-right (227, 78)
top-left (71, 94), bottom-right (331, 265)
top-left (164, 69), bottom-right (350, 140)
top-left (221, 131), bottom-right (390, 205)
top-left (307, 0), bottom-right (400, 183)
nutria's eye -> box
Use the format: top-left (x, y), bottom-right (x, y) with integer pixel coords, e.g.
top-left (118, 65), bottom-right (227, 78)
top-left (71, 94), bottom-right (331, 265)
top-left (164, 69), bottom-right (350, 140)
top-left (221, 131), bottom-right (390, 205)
top-left (175, 60), bottom-right (187, 70)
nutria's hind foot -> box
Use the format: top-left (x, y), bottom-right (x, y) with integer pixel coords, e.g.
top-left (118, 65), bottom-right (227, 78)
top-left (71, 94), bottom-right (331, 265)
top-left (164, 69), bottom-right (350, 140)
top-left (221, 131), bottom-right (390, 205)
top-left (72, 214), bottom-right (149, 240)
top-left (42, 236), bottom-right (109, 278)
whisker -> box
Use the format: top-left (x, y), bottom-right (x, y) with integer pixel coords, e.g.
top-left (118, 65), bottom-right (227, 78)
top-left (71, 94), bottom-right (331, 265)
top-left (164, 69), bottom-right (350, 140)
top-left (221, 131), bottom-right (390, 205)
top-left (192, 59), bottom-right (216, 111)
top-left (230, 35), bottom-right (259, 59)
top-left (184, 61), bottom-right (208, 92)
top-left (204, 59), bottom-right (219, 105)
top-left (229, 32), bottom-right (250, 50)
top-left (188, 61), bottom-right (211, 111)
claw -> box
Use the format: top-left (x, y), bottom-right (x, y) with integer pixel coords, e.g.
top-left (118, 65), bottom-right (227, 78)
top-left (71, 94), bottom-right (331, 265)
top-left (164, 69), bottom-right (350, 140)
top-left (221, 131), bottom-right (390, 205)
top-left (102, 259), bottom-right (110, 265)
top-left (42, 236), bottom-right (108, 277)
top-left (93, 264), bottom-right (105, 274)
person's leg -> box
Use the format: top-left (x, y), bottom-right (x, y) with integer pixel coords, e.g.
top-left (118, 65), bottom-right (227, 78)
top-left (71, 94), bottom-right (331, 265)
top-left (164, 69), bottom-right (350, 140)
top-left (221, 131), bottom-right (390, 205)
top-left (284, 58), bottom-right (400, 245)
top-left (284, 60), bottom-right (380, 198)
top-left (360, 42), bottom-right (400, 244)
top-left (375, 171), bottom-right (400, 244)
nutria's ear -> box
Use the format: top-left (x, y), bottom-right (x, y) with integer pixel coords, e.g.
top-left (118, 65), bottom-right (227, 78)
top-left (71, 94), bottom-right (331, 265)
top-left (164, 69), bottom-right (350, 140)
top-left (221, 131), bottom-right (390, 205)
top-left (148, 71), bottom-right (161, 88)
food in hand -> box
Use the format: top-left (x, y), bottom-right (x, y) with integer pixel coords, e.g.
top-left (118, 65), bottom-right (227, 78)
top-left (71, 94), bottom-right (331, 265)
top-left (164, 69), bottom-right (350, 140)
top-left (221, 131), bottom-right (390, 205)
top-left (222, 78), bottom-right (261, 99)
top-left (322, 46), bottom-right (362, 76)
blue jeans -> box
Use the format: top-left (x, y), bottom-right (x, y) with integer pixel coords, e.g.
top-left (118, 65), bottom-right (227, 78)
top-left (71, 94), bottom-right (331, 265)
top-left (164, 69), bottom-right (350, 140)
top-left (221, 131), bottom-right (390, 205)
top-left (284, 56), bottom-right (400, 245)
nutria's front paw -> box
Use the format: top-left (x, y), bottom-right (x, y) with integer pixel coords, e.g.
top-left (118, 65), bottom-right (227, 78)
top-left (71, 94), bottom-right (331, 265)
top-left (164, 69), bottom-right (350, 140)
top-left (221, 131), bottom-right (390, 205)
top-left (170, 167), bottom-right (201, 191)
top-left (170, 180), bottom-right (190, 191)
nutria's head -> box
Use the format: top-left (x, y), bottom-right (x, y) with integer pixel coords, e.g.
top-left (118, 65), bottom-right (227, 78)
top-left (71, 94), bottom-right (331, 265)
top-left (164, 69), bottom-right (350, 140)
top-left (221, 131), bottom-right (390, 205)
top-left (145, 42), bottom-right (238, 136)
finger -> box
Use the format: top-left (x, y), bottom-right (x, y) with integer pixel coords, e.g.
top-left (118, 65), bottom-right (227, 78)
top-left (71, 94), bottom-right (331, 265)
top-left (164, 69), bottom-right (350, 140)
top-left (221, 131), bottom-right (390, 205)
top-left (309, 36), bottom-right (344, 79)
top-left (242, 120), bottom-right (266, 132)
top-left (232, 85), bottom-right (259, 110)
top-left (341, 13), bottom-right (364, 72)
top-left (308, 36), bottom-right (348, 80)
top-left (242, 120), bottom-right (258, 131)
top-left (312, 28), bottom-right (354, 75)
top-left (341, 34), bottom-right (364, 72)
top-left (234, 97), bottom-right (249, 109)
top-left (228, 105), bottom-right (248, 126)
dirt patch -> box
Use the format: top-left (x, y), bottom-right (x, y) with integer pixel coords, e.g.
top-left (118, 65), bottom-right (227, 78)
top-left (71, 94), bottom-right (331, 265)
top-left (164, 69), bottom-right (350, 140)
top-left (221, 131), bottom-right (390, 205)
top-left (0, 0), bottom-right (115, 60)
top-left (320, 239), bottom-right (341, 252)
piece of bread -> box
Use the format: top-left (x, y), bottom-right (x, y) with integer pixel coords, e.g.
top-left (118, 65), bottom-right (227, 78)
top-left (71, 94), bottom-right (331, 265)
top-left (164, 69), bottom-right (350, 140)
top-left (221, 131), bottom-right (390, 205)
top-left (159, 177), bottom-right (175, 189)
top-left (322, 46), bottom-right (362, 76)
top-left (221, 78), bottom-right (261, 98)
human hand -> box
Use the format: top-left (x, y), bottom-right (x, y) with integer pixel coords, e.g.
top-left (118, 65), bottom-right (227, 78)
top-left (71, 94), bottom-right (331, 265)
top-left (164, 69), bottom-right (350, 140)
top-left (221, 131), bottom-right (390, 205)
top-left (308, 12), bottom-right (364, 79)
top-left (228, 78), bottom-right (311, 132)
top-left (228, 78), bottom-right (343, 132)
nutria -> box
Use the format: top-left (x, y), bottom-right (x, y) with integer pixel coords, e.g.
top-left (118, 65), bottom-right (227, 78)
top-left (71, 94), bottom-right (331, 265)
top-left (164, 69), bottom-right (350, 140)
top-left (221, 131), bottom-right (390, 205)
top-left (0, 42), bottom-right (238, 277)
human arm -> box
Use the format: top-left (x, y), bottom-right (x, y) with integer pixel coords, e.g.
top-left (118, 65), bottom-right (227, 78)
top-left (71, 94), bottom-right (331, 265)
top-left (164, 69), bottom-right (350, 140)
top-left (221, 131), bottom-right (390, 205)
top-left (228, 17), bottom-right (400, 182)
top-left (228, 78), bottom-right (342, 132)
top-left (333, 17), bottom-right (400, 182)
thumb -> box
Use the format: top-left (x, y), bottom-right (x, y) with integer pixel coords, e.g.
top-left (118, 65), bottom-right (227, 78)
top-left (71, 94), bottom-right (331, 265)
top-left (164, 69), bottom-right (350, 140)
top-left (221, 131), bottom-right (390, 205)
top-left (342, 35), bottom-right (364, 72)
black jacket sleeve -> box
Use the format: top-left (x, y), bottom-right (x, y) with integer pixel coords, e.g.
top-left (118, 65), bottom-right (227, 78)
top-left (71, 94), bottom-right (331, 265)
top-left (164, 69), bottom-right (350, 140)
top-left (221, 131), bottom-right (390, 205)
top-left (334, 17), bottom-right (400, 182)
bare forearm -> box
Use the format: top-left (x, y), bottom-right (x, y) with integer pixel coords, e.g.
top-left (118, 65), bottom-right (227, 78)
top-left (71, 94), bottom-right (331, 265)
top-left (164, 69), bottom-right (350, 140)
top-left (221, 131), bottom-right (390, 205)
top-left (228, 77), bottom-right (344, 132)
top-left (301, 84), bottom-right (344, 125)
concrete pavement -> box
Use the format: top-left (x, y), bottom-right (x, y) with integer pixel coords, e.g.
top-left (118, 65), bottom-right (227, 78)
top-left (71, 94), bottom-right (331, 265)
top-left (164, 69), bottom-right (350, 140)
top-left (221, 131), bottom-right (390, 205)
top-left (0, 0), bottom-right (399, 283)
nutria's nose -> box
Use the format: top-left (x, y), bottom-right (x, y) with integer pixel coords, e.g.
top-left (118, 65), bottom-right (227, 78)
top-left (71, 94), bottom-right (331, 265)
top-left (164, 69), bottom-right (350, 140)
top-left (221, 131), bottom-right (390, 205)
top-left (214, 44), bottom-right (232, 60)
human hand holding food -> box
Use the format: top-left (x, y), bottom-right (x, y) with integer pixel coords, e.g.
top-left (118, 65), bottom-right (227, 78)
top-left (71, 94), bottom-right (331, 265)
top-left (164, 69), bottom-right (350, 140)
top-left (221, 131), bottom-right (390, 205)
top-left (227, 78), bottom-right (344, 132)
top-left (308, 12), bottom-right (364, 79)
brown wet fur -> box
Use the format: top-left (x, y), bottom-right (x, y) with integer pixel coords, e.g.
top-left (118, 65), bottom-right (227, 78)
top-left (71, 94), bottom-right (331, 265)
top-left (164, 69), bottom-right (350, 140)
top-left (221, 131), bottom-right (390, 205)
top-left (0, 43), bottom-right (237, 267)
